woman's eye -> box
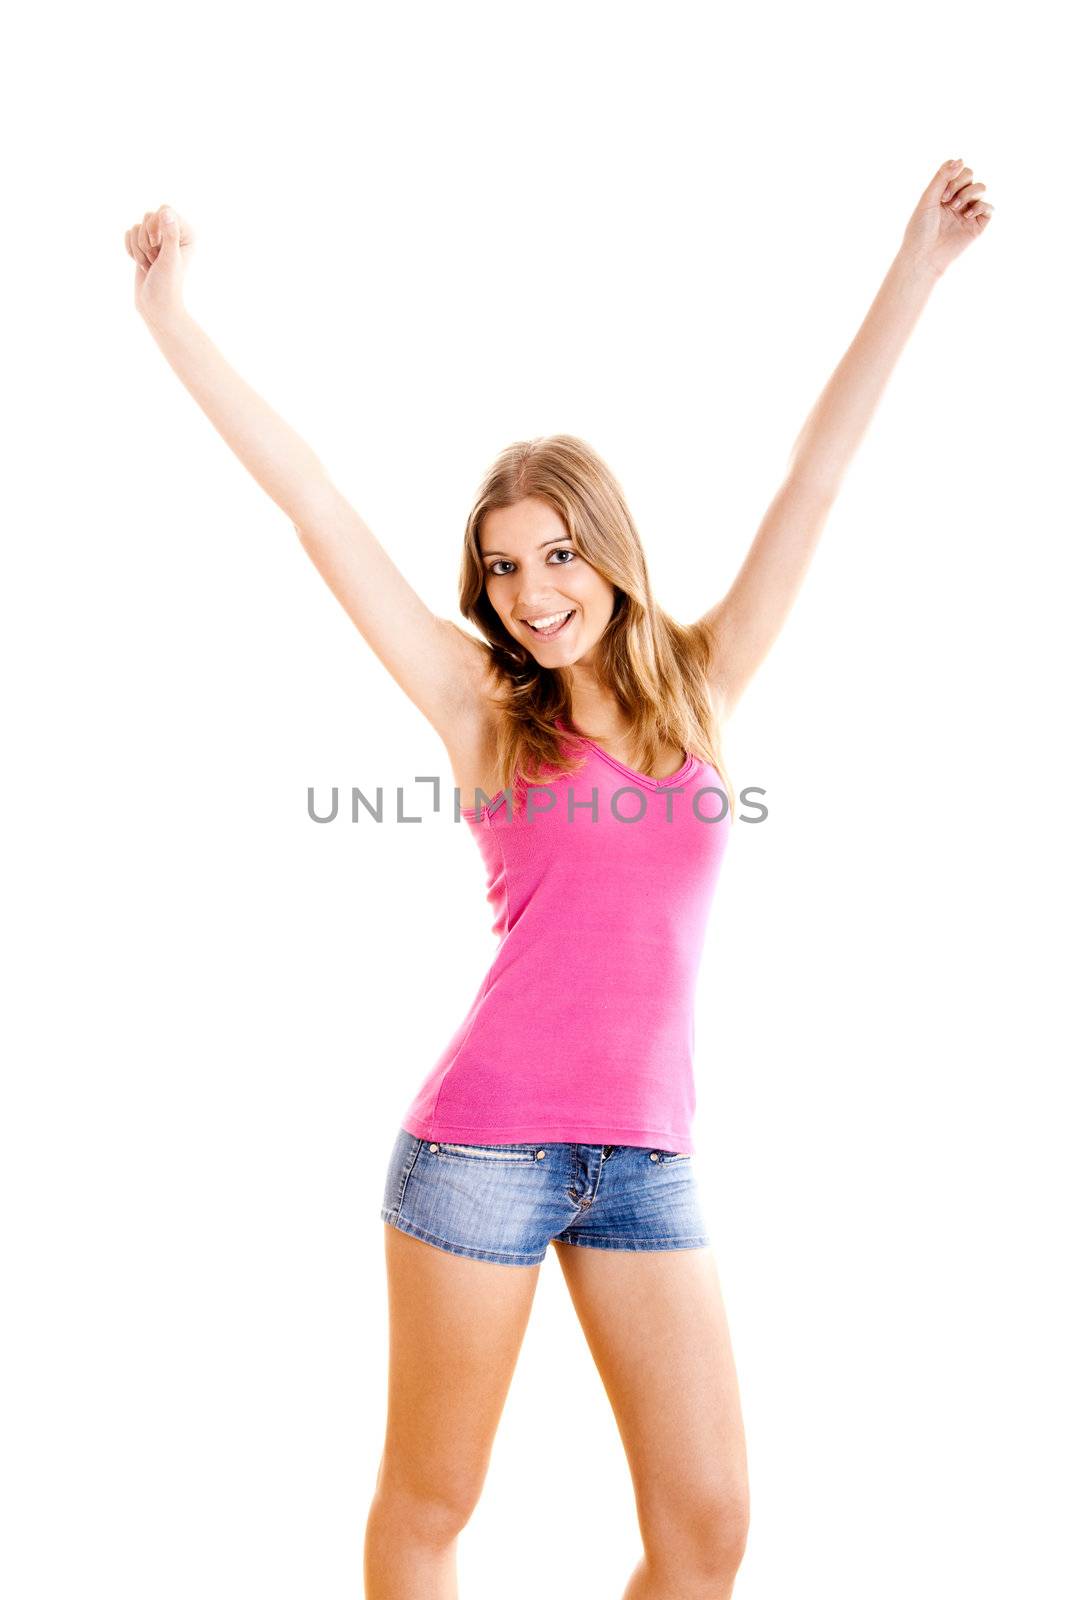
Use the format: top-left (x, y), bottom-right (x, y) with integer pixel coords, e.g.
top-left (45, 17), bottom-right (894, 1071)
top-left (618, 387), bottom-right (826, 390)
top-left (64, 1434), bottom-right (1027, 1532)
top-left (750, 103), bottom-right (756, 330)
top-left (486, 549), bottom-right (575, 577)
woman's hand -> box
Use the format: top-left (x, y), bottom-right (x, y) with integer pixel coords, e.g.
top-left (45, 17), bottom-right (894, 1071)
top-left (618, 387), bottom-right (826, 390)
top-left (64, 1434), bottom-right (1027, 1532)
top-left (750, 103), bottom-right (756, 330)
top-left (899, 158), bottom-right (994, 279)
top-left (123, 205), bottom-right (194, 327)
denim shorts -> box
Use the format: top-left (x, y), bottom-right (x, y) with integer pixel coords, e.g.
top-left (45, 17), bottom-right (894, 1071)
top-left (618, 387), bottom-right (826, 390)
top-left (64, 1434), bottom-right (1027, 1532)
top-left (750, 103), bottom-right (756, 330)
top-left (379, 1127), bottom-right (711, 1267)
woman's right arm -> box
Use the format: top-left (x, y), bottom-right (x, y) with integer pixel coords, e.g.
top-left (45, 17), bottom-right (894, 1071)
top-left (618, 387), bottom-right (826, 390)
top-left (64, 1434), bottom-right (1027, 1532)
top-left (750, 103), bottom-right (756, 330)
top-left (125, 205), bottom-right (490, 739)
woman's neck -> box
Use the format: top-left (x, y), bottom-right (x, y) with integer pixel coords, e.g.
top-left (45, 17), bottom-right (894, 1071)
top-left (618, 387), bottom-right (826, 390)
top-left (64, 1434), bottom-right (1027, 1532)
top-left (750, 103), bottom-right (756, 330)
top-left (563, 660), bottom-right (627, 741)
top-left (566, 696), bottom-right (629, 743)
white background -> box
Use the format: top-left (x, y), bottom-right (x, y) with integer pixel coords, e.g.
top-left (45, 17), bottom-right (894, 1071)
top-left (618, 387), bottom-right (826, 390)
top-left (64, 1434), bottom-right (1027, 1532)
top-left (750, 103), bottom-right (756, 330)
top-left (4, 2), bottom-right (1064, 1596)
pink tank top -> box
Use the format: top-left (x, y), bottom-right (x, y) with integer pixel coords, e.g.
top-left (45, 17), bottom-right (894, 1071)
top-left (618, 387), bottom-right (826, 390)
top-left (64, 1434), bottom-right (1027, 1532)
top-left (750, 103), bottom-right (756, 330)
top-left (400, 720), bottom-right (731, 1154)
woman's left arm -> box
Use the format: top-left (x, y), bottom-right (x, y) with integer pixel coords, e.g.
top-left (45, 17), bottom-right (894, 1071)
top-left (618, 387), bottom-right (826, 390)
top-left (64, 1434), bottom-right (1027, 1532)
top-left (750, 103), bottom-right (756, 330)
top-left (697, 157), bottom-right (994, 719)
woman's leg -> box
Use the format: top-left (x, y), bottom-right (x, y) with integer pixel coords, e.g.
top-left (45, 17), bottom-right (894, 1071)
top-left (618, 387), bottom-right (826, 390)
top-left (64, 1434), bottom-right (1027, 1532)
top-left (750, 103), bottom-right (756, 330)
top-left (364, 1224), bottom-right (542, 1599)
top-left (552, 1240), bottom-right (750, 1599)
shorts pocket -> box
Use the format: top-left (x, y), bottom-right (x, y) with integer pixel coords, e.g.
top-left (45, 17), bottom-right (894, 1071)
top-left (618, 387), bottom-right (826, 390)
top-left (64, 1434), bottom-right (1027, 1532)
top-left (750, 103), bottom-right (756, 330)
top-left (650, 1149), bottom-right (692, 1164)
top-left (430, 1141), bottom-right (544, 1164)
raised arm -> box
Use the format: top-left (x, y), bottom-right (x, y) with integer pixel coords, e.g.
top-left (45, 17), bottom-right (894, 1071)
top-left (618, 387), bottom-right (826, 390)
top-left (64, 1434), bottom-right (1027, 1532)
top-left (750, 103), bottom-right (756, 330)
top-left (695, 157), bottom-right (994, 719)
top-left (124, 205), bottom-right (489, 738)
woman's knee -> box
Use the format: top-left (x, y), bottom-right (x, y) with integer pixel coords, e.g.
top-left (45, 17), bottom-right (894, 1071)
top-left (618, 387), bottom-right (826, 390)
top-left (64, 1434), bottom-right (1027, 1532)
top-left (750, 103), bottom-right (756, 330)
top-left (369, 1468), bottom-right (483, 1548)
top-left (644, 1478), bottom-right (750, 1579)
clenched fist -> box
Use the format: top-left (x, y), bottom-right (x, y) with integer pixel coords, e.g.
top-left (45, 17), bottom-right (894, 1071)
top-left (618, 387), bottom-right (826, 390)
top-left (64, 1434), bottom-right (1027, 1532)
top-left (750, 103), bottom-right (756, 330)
top-left (899, 159), bottom-right (994, 279)
top-left (123, 205), bottom-right (195, 326)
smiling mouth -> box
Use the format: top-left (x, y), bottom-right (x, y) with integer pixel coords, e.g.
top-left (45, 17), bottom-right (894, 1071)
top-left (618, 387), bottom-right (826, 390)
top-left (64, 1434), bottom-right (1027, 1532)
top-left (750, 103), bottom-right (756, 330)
top-left (521, 610), bottom-right (576, 641)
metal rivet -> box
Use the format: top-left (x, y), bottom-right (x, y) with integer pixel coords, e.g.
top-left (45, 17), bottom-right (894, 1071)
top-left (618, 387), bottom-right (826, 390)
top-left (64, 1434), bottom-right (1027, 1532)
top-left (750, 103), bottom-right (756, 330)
top-left (429, 1143), bottom-right (439, 1152)
top-left (536, 1149), bottom-right (545, 1159)
top-left (649, 1151), bottom-right (659, 1161)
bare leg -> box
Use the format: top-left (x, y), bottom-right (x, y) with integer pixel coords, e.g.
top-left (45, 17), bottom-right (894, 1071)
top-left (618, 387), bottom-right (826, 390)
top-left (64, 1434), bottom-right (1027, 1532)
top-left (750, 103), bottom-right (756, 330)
top-left (364, 1224), bottom-right (541, 1598)
top-left (553, 1241), bottom-right (750, 1599)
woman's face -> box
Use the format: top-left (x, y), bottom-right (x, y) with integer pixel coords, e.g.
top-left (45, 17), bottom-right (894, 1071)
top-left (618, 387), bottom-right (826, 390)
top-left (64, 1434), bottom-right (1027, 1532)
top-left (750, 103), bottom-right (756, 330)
top-left (478, 498), bottom-right (617, 669)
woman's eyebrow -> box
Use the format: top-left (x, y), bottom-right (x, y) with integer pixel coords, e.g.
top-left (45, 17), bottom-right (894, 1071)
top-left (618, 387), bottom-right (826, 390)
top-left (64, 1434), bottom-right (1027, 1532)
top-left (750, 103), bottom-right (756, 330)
top-left (480, 538), bottom-right (573, 559)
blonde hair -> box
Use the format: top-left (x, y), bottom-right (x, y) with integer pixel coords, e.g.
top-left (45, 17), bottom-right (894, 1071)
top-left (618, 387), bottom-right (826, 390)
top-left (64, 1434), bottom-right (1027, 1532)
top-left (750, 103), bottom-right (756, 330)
top-left (451, 434), bottom-right (735, 817)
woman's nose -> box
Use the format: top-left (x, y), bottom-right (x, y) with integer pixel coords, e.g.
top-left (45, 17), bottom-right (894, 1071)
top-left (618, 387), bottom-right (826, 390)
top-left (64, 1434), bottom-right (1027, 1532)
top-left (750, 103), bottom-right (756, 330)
top-left (518, 586), bottom-right (565, 609)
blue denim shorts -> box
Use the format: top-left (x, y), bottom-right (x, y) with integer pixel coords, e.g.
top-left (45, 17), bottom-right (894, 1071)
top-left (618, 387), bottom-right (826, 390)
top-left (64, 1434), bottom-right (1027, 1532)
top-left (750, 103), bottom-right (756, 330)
top-left (380, 1127), bottom-right (711, 1267)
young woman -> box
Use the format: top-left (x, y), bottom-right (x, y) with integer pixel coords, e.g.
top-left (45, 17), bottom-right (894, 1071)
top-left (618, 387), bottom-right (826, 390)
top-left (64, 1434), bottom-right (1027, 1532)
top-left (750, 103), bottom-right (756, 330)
top-left (124, 156), bottom-right (992, 1600)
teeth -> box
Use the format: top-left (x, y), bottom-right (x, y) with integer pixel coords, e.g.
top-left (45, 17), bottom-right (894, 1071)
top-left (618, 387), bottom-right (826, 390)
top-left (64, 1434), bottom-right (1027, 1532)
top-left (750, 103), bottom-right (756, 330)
top-left (526, 610), bottom-right (572, 630)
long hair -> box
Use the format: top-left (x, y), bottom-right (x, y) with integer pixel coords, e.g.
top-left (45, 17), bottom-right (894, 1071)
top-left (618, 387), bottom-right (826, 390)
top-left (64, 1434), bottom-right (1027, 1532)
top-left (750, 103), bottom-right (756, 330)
top-left (448, 434), bottom-right (735, 817)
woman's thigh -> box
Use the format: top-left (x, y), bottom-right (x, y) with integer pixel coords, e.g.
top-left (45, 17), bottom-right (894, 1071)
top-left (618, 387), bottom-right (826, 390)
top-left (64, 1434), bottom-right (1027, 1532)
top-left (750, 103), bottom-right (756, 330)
top-left (378, 1223), bottom-right (541, 1514)
top-left (552, 1239), bottom-right (749, 1559)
